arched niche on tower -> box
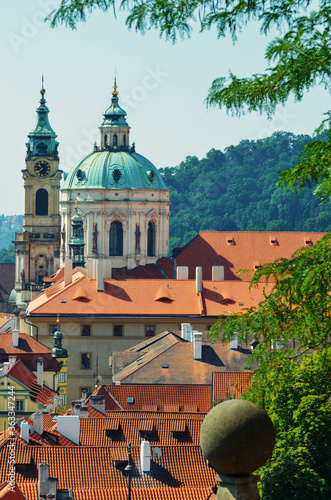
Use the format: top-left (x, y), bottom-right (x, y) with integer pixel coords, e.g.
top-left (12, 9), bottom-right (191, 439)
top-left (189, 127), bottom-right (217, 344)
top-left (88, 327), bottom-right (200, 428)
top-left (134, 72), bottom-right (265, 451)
top-left (35, 188), bottom-right (48, 216)
top-left (145, 213), bottom-right (159, 258)
top-left (105, 211), bottom-right (128, 257)
top-left (31, 246), bottom-right (53, 284)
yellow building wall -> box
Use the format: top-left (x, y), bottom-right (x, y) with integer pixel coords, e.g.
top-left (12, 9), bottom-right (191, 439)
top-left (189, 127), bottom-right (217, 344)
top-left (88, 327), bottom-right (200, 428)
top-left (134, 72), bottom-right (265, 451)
top-left (0, 376), bottom-right (44, 432)
top-left (21, 316), bottom-right (213, 404)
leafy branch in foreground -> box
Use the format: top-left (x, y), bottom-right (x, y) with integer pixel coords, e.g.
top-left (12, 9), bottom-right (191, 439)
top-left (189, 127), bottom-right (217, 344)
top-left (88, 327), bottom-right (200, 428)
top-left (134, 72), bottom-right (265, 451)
top-left (210, 232), bottom-right (331, 405)
top-left (47, 1), bottom-right (331, 116)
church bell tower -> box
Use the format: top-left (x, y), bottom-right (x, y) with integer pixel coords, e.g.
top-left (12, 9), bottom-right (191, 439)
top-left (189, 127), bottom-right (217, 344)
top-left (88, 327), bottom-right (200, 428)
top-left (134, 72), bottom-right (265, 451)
top-left (14, 83), bottom-right (62, 297)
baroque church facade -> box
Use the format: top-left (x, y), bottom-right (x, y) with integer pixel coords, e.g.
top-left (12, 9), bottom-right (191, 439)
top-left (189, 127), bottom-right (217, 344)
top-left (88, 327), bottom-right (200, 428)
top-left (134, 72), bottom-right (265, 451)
top-left (14, 79), bottom-right (170, 306)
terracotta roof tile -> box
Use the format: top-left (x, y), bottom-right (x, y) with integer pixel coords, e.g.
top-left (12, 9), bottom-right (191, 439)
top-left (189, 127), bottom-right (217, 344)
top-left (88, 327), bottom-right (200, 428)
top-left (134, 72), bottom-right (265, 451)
top-left (0, 445), bottom-right (215, 492)
top-left (28, 273), bottom-right (272, 319)
top-left (93, 384), bottom-right (212, 413)
top-left (112, 333), bottom-right (255, 385)
top-left (7, 360), bottom-right (57, 405)
top-left (212, 371), bottom-right (252, 403)
top-left (0, 332), bottom-right (53, 355)
top-left (0, 483), bottom-right (27, 500)
top-left (78, 413), bottom-right (206, 447)
top-left (73, 487), bottom-right (214, 500)
top-left (175, 231), bottom-right (326, 280)
top-left (17, 484), bottom-right (38, 500)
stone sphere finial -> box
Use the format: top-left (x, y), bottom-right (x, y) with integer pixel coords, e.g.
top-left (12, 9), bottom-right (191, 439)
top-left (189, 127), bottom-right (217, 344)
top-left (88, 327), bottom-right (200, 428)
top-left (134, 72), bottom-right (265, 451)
top-left (200, 399), bottom-right (275, 475)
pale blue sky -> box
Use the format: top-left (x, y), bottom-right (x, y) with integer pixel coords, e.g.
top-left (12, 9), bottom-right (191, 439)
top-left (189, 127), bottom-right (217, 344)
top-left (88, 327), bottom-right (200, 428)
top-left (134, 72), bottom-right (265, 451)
top-left (0, 0), bottom-right (327, 214)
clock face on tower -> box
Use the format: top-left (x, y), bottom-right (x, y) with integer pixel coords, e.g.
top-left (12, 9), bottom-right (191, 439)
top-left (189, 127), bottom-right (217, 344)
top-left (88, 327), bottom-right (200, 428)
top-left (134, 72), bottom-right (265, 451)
top-left (34, 160), bottom-right (51, 177)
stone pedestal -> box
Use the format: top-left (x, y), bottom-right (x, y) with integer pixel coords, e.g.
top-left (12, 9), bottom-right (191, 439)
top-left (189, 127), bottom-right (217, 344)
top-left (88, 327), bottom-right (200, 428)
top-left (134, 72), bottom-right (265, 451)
top-left (216, 474), bottom-right (260, 500)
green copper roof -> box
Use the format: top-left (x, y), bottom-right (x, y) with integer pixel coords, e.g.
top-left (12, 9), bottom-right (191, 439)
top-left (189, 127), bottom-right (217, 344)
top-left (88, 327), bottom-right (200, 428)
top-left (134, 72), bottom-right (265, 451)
top-left (62, 150), bottom-right (168, 191)
top-left (27, 86), bottom-right (59, 158)
top-left (101, 76), bottom-right (129, 128)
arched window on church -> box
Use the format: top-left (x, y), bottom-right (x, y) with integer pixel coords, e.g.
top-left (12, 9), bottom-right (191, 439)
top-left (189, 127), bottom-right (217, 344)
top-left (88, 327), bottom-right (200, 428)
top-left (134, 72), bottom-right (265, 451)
top-left (104, 135), bottom-right (108, 147)
top-left (36, 189), bottom-right (48, 216)
top-left (109, 221), bottom-right (123, 256)
top-left (113, 134), bottom-right (118, 147)
top-left (147, 221), bottom-right (155, 257)
top-left (122, 134), bottom-right (126, 146)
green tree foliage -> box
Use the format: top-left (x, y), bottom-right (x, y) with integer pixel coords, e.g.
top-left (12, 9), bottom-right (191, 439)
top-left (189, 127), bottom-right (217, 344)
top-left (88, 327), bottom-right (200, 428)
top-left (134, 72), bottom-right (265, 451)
top-left (258, 351), bottom-right (331, 499)
top-left (48, 1), bottom-right (331, 112)
top-left (210, 234), bottom-right (331, 497)
top-left (161, 131), bottom-right (331, 250)
top-left (48, 1), bottom-right (331, 198)
top-left (0, 246), bottom-right (15, 263)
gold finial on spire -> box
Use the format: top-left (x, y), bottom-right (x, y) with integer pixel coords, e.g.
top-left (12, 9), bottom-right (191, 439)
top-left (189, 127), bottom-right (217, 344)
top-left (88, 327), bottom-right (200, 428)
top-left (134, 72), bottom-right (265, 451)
top-left (112, 70), bottom-right (118, 96)
top-left (75, 199), bottom-right (78, 208)
top-left (41, 74), bottom-right (46, 95)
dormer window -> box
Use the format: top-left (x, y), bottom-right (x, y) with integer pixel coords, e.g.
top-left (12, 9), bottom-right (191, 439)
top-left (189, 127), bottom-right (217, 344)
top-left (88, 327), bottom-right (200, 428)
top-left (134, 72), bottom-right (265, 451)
top-left (270, 236), bottom-right (278, 246)
top-left (138, 420), bottom-right (154, 439)
top-left (227, 237), bottom-right (235, 245)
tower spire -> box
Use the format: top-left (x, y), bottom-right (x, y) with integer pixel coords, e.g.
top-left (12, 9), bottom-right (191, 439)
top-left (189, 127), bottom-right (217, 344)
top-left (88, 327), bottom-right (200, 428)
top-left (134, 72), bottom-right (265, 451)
top-left (27, 84), bottom-right (59, 159)
top-left (100, 74), bottom-right (131, 150)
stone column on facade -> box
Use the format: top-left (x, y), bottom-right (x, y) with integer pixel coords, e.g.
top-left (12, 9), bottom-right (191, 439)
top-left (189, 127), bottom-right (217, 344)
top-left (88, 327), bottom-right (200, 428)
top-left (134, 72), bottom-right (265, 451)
top-left (15, 250), bottom-right (21, 283)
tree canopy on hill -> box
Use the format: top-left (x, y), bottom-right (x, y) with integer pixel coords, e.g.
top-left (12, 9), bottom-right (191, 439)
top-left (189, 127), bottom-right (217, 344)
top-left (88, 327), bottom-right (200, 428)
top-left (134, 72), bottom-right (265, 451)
top-left (161, 130), bottom-right (331, 250)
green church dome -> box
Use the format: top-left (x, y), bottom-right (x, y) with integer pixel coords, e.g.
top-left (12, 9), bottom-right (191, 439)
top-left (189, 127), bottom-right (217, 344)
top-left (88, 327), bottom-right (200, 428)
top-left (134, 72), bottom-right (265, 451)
top-left (62, 150), bottom-right (168, 191)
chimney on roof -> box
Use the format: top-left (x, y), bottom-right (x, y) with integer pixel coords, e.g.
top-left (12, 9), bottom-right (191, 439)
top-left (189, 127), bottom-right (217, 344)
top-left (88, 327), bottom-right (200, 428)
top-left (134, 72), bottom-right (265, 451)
top-left (37, 357), bottom-right (44, 386)
top-left (79, 406), bottom-right (89, 418)
top-left (181, 323), bottom-right (192, 342)
top-left (193, 331), bottom-right (203, 360)
top-left (71, 399), bottom-right (82, 416)
top-left (96, 260), bottom-right (104, 292)
top-left (20, 421), bottom-right (29, 443)
top-left (8, 356), bottom-right (16, 370)
top-left (49, 478), bottom-right (57, 500)
top-left (212, 265), bottom-right (224, 281)
top-left (64, 259), bottom-right (72, 287)
top-left (56, 415), bottom-right (80, 445)
top-left (196, 266), bottom-right (202, 294)
top-left (32, 412), bottom-right (43, 435)
top-left (89, 395), bottom-right (105, 415)
top-left (230, 332), bottom-right (239, 351)
top-left (140, 440), bottom-right (151, 473)
top-left (12, 329), bottom-right (19, 348)
top-left (176, 266), bottom-right (188, 280)
top-left (38, 463), bottom-right (50, 499)
top-left (2, 362), bottom-right (10, 375)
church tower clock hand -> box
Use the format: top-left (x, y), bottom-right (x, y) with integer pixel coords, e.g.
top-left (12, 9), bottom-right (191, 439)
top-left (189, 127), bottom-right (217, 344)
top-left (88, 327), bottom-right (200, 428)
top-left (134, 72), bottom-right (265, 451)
top-left (34, 160), bottom-right (51, 177)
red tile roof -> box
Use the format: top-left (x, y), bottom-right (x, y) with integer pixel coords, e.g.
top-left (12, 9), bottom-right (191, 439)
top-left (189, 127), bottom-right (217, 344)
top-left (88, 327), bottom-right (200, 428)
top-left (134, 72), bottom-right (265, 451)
top-left (212, 371), bottom-right (252, 403)
top-left (93, 384), bottom-right (212, 413)
top-left (7, 360), bottom-right (57, 405)
top-left (27, 274), bottom-right (270, 318)
top-left (0, 331), bottom-right (53, 355)
top-left (78, 412), bottom-right (205, 447)
top-left (0, 482), bottom-right (27, 500)
top-left (175, 231), bottom-right (326, 280)
top-left (0, 445), bottom-right (215, 492)
top-left (73, 487), bottom-right (215, 500)
top-left (112, 331), bottom-right (255, 385)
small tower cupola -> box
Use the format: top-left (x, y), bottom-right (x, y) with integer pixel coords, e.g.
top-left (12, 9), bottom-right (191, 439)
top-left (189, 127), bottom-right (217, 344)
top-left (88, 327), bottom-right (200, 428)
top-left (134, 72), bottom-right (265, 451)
top-left (69, 201), bottom-right (85, 268)
top-left (99, 76), bottom-right (131, 152)
top-left (26, 81), bottom-right (59, 160)
top-left (51, 319), bottom-right (68, 359)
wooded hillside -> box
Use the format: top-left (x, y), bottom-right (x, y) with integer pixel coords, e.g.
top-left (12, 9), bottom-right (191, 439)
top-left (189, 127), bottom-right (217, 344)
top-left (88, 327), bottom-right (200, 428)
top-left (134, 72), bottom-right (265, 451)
top-left (160, 131), bottom-right (331, 250)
